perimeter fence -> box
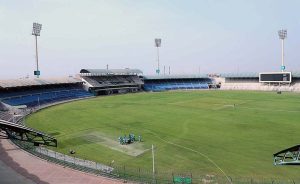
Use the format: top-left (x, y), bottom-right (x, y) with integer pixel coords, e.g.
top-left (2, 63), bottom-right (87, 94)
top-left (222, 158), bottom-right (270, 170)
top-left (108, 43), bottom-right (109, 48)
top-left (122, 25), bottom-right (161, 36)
top-left (11, 139), bottom-right (300, 184)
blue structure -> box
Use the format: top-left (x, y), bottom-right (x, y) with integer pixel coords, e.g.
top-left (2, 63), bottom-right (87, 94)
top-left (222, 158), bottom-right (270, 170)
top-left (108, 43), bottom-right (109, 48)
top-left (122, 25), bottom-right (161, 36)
top-left (143, 75), bottom-right (212, 92)
top-left (0, 78), bottom-right (93, 107)
top-left (2, 88), bottom-right (91, 107)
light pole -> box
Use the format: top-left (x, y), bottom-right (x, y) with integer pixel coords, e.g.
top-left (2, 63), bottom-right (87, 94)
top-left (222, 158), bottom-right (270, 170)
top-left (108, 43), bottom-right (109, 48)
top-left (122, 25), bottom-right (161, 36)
top-left (154, 38), bottom-right (161, 75)
top-left (278, 29), bottom-right (287, 72)
top-left (32, 22), bottom-right (42, 78)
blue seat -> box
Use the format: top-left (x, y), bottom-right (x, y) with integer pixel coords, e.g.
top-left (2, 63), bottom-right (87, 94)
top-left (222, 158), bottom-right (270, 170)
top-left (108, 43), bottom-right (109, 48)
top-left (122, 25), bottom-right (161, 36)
top-left (144, 79), bottom-right (210, 91)
top-left (2, 88), bottom-right (92, 107)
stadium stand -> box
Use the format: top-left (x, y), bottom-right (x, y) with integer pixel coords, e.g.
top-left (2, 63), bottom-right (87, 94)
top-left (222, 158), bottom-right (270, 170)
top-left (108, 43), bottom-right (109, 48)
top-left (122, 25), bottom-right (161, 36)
top-left (220, 72), bottom-right (300, 92)
top-left (0, 102), bottom-right (26, 124)
top-left (0, 77), bottom-right (93, 107)
top-left (143, 75), bottom-right (213, 91)
top-left (0, 102), bottom-right (11, 121)
top-left (0, 102), bottom-right (9, 111)
top-left (0, 111), bottom-right (11, 122)
top-left (80, 69), bottom-right (144, 95)
top-left (220, 73), bottom-right (260, 90)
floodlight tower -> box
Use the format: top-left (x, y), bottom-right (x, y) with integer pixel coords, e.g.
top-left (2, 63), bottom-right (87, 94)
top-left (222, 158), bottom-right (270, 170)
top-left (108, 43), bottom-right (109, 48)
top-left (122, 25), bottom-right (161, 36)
top-left (278, 29), bottom-right (287, 72)
top-left (154, 38), bottom-right (161, 75)
top-left (32, 22), bottom-right (42, 78)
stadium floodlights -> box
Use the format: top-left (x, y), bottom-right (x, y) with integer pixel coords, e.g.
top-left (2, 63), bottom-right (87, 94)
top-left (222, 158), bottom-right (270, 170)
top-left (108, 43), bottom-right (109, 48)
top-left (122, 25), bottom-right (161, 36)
top-left (278, 29), bottom-right (287, 72)
top-left (278, 29), bottom-right (287, 40)
top-left (32, 22), bottom-right (42, 36)
top-left (32, 22), bottom-right (42, 78)
top-left (155, 38), bottom-right (161, 47)
top-left (154, 38), bottom-right (162, 75)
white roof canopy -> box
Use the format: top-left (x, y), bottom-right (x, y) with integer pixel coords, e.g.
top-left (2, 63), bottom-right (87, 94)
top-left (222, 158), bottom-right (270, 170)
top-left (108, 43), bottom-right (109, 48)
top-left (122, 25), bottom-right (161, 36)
top-left (0, 77), bottom-right (81, 88)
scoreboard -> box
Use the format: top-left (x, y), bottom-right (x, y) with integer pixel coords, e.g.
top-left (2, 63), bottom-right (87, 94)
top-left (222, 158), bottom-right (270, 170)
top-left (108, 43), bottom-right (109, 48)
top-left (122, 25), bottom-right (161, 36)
top-left (259, 72), bottom-right (292, 83)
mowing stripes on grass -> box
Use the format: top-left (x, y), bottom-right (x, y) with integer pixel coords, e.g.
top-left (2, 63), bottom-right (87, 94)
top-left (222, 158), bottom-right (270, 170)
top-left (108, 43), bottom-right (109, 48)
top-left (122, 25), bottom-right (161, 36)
top-left (146, 129), bottom-right (232, 184)
top-left (26, 91), bottom-right (300, 179)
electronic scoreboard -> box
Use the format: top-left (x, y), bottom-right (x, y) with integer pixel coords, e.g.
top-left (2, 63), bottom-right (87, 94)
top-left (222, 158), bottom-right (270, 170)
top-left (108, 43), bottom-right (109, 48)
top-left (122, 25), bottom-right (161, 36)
top-left (259, 72), bottom-right (291, 83)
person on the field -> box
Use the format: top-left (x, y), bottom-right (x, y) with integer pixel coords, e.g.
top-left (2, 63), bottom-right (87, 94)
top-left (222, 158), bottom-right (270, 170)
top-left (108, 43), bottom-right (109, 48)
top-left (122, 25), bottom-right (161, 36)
top-left (124, 135), bottom-right (128, 144)
top-left (118, 137), bottom-right (122, 144)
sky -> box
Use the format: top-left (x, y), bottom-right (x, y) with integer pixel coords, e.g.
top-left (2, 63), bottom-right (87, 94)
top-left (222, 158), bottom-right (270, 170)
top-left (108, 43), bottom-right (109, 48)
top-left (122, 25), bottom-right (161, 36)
top-left (0, 0), bottom-right (300, 79)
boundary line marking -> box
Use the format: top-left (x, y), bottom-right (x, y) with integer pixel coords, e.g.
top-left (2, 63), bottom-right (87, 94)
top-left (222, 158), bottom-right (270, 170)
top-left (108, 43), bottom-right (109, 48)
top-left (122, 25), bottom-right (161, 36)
top-left (146, 130), bottom-right (232, 184)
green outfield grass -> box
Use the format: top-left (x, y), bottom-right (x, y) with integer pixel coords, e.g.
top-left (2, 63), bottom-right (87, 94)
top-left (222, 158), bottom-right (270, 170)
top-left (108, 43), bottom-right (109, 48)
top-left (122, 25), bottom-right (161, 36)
top-left (26, 91), bottom-right (300, 179)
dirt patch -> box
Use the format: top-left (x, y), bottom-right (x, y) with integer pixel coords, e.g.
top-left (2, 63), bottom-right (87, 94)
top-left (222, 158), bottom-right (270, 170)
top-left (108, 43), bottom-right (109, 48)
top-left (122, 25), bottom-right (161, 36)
top-left (82, 132), bottom-right (150, 157)
top-left (213, 104), bottom-right (236, 110)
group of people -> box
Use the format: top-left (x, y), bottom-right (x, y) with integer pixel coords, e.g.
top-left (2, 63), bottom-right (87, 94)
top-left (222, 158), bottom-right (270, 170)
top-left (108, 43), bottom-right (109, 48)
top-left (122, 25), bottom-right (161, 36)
top-left (118, 133), bottom-right (142, 145)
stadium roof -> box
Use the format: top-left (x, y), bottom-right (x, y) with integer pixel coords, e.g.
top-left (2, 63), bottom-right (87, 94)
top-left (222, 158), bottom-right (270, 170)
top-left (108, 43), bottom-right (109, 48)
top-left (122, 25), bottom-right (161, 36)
top-left (0, 77), bottom-right (81, 88)
top-left (80, 69), bottom-right (143, 75)
top-left (143, 74), bottom-right (209, 80)
top-left (292, 71), bottom-right (300, 78)
top-left (220, 72), bottom-right (259, 78)
top-left (221, 72), bottom-right (300, 78)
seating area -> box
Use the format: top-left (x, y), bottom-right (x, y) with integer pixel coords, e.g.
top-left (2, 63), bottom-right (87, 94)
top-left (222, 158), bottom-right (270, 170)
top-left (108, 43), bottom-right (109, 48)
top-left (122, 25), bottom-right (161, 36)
top-left (82, 75), bottom-right (143, 87)
top-left (80, 69), bottom-right (144, 96)
top-left (1, 87), bottom-right (92, 107)
top-left (221, 78), bottom-right (261, 91)
top-left (0, 111), bottom-right (12, 121)
top-left (0, 85), bottom-right (85, 99)
top-left (143, 79), bottom-right (210, 91)
top-left (220, 78), bottom-right (300, 92)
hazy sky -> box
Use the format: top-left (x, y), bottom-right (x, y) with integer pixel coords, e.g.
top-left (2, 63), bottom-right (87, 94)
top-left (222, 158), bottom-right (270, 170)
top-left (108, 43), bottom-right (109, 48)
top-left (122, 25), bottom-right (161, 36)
top-left (1, 0), bottom-right (300, 79)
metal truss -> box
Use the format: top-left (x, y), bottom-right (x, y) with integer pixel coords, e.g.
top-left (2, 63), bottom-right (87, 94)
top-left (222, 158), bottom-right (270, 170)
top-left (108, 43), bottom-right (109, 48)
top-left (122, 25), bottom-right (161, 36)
top-left (0, 119), bottom-right (57, 147)
top-left (274, 145), bottom-right (300, 165)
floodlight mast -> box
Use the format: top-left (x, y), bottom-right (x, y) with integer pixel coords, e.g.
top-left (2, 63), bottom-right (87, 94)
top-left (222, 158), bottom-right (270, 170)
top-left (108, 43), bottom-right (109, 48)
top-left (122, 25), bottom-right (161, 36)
top-left (154, 38), bottom-right (161, 75)
top-left (278, 29), bottom-right (287, 72)
top-left (32, 22), bottom-right (42, 78)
